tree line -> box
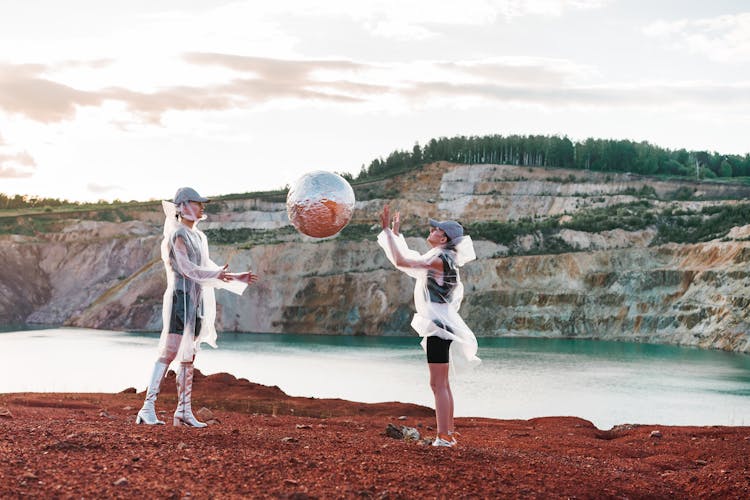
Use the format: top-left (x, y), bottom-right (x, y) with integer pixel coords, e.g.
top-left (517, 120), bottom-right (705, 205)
top-left (352, 134), bottom-right (750, 183)
top-left (0, 193), bottom-right (77, 210)
top-left (4, 134), bottom-right (749, 209)
top-left (0, 193), bottom-right (141, 211)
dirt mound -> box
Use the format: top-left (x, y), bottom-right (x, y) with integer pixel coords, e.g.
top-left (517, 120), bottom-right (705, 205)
top-left (1, 370), bottom-right (749, 498)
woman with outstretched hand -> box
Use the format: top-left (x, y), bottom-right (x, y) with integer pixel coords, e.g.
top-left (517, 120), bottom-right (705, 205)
top-left (377, 205), bottom-right (480, 447)
top-left (136, 187), bottom-right (258, 428)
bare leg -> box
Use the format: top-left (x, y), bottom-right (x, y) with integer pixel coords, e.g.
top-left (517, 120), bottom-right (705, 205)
top-left (446, 378), bottom-right (454, 434)
top-left (429, 363), bottom-right (452, 436)
top-left (158, 333), bottom-right (182, 364)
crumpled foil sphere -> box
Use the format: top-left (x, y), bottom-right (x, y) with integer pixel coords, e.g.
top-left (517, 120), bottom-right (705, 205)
top-left (286, 171), bottom-right (356, 238)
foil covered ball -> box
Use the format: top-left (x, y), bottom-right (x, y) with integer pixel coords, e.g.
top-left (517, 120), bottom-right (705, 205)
top-left (286, 171), bottom-right (356, 238)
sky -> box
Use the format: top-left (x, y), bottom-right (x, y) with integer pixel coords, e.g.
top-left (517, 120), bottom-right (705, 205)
top-left (0, 0), bottom-right (749, 202)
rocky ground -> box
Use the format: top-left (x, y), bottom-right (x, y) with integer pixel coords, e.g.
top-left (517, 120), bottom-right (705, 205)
top-left (1, 370), bottom-right (749, 499)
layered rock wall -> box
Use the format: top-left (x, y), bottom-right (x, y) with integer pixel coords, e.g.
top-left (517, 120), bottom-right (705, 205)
top-left (2, 162), bottom-right (750, 353)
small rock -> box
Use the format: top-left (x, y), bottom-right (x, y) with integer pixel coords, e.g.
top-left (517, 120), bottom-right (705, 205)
top-left (398, 416), bottom-right (408, 421)
top-left (400, 426), bottom-right (420, 441)
top-left (296, 424), bottom-right (312, 430)
top-left (195, 407), bottom-right (214, 421)
top-left (0, 407), bottom-right (13, 419)
top-left (122, 406), bottom-right (134, 411)
top-left (177, 442), bottom-right (189, 450)
top-left (650, 430), bottom-right (662, 439)
top-left (284, 479), bottom-right (299, 486)
top-left (695, 460), bottom-right (708, 466)
top-left (99, 410), bottom-right (111, 418)
top-left (385, 423), bottom-right (403, 440)
top-left (206, 419), bottom-right (220, 426)
top-left (120, 387), bottom-right (137, 394)
top-left (281, 436), bottom-right (299, 443)
top-left (611, 424), bottom-right (639, 432)
top-left (113, 477), bottom-right (128, 487)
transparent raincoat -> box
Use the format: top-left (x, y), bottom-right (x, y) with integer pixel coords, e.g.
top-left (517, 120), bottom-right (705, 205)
top-left (378, 228), bottom-right (481, 373)
top-left (158, 201), bottom-right (246, 370)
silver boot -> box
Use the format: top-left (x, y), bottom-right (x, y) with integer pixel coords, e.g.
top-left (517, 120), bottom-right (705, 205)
top-left (173, 362), bottom-right (207, 428)
top-left (135, 360), bottom-right (168, 425)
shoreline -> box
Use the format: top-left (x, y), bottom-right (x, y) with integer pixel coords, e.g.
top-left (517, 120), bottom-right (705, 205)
top-left (2, 370), bottom-right (749, 498)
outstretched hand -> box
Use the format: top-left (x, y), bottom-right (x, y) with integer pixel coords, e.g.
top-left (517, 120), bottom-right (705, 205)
top-left (234, 271), bottom-right (260, 285)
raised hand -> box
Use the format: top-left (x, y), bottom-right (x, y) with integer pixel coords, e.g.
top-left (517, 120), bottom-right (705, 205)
top-left (392, 211), bottom-right (401, 236)
top-left (380, 205), bottom-right (391, 230)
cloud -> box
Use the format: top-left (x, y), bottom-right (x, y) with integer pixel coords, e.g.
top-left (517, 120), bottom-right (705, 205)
top-left (0, 149), bottom-right (36, 178)
top-left (87, 182), bottom-right (121, 194)
top-left (644, 12), bottom-right (750, 63)
top-left (495, 0), bottom-right (611, 18)
top-left (437, 58), bottom-right (595, 86)
top-left (0, 57), bottom-right (385, 124)
top-left (1, 53), bottom-right (747, 126)
top-left (0, 63), bottom-right (105, 122)
top-left (403, 80), bottom-right (750, 109)
top-left (287, 0), bottom-right (612, 40)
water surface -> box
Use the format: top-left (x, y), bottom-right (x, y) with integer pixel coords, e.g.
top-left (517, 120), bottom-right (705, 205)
top-left (1, 328), bottom-right (749, 429)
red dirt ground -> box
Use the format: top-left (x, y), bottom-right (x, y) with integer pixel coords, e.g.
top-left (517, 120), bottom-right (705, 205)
top-left (1, 370), bottom-right (749, 499)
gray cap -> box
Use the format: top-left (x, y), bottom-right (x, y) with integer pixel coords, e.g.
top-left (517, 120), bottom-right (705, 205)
top-left (173, 187), bottom-right (209, 205)
top-left (429, 218), bottom-right (464, 241)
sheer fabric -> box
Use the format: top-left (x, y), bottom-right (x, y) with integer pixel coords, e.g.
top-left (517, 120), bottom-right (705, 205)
top-left (158, 201), bottom-right (246, 371)
top-left (377, 229), bottom-right (481, 373)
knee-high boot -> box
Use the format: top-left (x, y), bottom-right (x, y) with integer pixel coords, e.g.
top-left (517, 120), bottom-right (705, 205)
top-left (173, 362), bottom-right (207, 428)
top-left (135, 360), bottom-right (168, 425)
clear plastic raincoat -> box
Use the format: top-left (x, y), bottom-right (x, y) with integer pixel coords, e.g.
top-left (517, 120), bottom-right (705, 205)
top-left (158, 201), bottom-right (246, 370)
top-left (378, 228), bottom-right (481, 373)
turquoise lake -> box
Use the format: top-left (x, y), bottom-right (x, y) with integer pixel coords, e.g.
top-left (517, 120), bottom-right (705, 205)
top-left (1, 327), bottom-right (749, 429)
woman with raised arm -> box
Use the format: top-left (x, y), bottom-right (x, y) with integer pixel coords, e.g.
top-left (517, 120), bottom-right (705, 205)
top-left (136, 187), bottom-right (258, 428)
top-left (378, 205), bottom-right (480, 447)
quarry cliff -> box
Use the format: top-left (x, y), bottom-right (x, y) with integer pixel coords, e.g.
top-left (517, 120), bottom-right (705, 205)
top-left (2, 162), bottom-right (750, 353)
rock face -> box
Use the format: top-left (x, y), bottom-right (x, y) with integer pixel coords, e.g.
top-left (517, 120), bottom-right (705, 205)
top-left (2, 162), bottom-right (750, 353)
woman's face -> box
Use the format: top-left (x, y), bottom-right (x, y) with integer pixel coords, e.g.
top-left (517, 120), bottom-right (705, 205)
top-left (427, 226), bottom-right (447, 247)
top-left (180, 200), bottom-right (205, 221)
top-left (189, 201), bottom-right (205, 219)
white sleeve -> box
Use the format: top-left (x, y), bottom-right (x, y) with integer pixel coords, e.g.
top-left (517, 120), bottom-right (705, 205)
top-left (172, 236), bottom-right (223, 283)
top-left (377, 229), bottom-right (429, 279)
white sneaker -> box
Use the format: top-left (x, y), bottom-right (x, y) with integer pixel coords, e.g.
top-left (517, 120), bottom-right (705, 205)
top-left (432, 434), bottom-right (456, 447)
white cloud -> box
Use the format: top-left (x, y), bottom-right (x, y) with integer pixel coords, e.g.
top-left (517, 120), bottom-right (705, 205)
top-left (87, 182), bottom-right (122, 195)
top-left (2, 55), bottom-right (748, 128)
top-left (644, 12), bottom-right (750, 63)
top-left (497, 0), bottom-right (610, 18)
top-left (0, 149), bottom-right (36, 178)
top-left (256, 0), bottom-right (612, 41)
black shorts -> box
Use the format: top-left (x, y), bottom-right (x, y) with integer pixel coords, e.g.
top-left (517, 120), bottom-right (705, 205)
top-left (426, 336), bottom-right (452, 364)
top-left (168, 291), bottom-right (202, 335)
